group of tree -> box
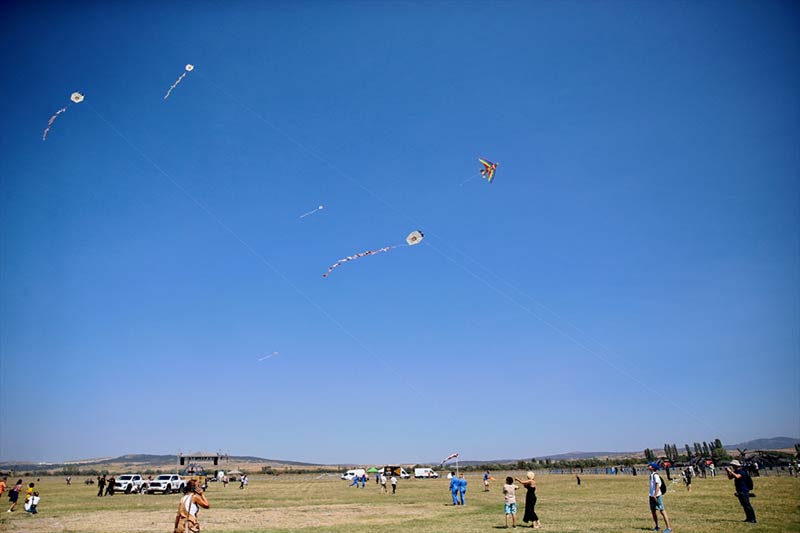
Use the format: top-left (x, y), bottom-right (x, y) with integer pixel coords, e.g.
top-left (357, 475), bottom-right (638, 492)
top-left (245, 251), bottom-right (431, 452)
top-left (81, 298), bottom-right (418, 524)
top-left (645, 438), bottom-right (731, 464)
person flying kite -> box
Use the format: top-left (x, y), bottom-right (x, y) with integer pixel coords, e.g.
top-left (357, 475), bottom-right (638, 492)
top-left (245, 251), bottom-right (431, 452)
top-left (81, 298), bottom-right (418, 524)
top-left (479, 158), bottom-right (498, 183)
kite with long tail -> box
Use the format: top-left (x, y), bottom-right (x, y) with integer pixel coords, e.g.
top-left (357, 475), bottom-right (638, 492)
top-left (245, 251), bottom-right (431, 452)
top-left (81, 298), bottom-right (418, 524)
top-left (42, 92), bottom-right (84, 141)
top-left (322, 231), bottom-right (423, 278)
top-left (164, 64), bottom-right (194, 100)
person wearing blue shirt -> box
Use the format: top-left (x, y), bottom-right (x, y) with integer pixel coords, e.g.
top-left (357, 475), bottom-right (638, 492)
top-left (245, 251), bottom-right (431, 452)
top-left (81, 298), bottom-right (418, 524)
top-left (726, 460), bottom-right (757, 524)
top-left (449, 472), bottom-right (459, 505)
top-left (458, 474), bottom-right (467, 505)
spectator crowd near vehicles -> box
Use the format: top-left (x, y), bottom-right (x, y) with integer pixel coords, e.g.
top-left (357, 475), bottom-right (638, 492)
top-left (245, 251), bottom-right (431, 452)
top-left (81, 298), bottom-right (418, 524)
top-left (0, 455), bottom-right (785, 527)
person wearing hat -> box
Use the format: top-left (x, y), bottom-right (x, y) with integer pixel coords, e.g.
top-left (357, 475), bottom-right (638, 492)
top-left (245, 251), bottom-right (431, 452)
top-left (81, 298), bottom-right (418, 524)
top-left (647, 462), bottom-right (672, 533)
top-left (726, 460), bottom-right (757, 524)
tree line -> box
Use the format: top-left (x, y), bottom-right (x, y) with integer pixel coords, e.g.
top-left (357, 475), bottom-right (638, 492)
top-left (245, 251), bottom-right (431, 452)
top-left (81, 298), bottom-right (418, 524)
top-left (644, 438), bottom-right (731, 463)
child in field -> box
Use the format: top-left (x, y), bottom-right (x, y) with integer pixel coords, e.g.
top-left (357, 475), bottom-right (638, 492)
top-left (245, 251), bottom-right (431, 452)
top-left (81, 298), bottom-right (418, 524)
top-left (503, 476), bottom-right (519, 528)
top-left (26, 492), bottom-right (39, 514)
top-left (7, 479), bottom-right (22, 512)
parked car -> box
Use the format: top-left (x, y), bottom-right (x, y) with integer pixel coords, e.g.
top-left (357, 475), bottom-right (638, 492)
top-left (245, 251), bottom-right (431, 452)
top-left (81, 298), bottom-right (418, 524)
top-left (114, 474), bottom-right (145, 493)
top-left (143, 474), bottom-right (185, 494)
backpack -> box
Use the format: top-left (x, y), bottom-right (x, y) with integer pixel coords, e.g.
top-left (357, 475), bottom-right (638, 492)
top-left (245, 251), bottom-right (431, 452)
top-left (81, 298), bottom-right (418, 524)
top-left (744, 472), bottom-right (754, 491)
top-left (660, 476), bottom-right (668, 495)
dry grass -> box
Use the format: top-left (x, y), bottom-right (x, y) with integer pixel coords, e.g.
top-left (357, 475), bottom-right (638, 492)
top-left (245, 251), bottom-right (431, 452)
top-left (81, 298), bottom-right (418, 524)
top-left (1, 471), bottom-right (798, 532)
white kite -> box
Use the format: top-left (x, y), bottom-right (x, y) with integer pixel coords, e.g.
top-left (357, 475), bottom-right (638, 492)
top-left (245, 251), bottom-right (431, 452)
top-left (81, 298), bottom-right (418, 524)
top-left (258, 351), bottom-right (279, 362)
top-left (164, 64), bottom-right (194, 100)
top-left (42, 92), bottom-right (85, 141)
top-left (299, 205), bottom-right (325, 219)
top-left (322, 230), bottom-right (424, 278)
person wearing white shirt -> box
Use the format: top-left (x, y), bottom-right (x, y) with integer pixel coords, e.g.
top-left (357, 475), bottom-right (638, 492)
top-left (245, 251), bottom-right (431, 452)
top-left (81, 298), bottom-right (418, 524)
top-left (647, 463), bottom-right (672, 533)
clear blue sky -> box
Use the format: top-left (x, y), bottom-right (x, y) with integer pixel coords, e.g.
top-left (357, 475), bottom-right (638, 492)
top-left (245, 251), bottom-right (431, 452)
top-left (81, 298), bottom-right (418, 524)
top-left (1, 1), bottom-right (798, 464)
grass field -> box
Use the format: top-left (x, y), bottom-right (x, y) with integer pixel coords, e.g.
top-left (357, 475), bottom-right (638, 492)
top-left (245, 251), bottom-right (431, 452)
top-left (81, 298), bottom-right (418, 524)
top-left (0, 472), bottom-right (797, 532)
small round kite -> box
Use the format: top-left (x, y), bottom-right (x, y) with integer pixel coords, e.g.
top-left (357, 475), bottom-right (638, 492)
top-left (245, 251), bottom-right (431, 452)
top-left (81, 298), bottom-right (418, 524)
top-left (42, 91), bottom-right (85, 141)
top-left (164, 63), bottom-right (195, 100)
top-left (406, 230), bottom-right (424, 246)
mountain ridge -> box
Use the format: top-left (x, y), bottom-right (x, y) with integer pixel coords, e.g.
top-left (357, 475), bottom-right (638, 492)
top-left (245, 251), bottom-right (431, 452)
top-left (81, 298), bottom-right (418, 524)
top-left (2, 437), bottom-right (796, 469)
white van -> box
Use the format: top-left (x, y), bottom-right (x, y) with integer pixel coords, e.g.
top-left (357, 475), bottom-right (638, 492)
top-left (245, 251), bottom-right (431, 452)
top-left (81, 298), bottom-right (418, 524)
top-left (341, 468), bottom-right (366, 481)
top-left (414, 468), bottom-right (439, 478)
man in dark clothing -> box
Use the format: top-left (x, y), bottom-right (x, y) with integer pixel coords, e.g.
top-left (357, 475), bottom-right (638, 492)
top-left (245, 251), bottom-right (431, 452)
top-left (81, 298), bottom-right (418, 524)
top-left (97, 476), bottom-right (106, 497)
top-left (105, 476), bottom-right (115, 496)
top-left (726, 460), bottom-right (757, 524)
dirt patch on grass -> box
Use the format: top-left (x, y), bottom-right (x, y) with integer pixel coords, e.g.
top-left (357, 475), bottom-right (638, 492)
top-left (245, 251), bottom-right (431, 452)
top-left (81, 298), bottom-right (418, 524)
top-left (1, 503), bottom-right (444, 532)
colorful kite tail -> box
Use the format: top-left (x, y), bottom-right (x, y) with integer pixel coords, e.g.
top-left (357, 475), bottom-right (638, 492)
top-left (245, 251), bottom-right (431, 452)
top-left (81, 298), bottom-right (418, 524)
top-left (42, 107), bottom-right (68, 141)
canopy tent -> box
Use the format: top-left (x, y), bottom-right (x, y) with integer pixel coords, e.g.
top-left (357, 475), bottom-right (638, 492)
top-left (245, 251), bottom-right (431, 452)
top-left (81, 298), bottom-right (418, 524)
top-left (366, 467), bottom-right (380, 473)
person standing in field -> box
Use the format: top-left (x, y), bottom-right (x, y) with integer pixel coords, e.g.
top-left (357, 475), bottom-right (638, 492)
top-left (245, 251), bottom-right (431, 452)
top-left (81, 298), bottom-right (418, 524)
top-left (726, 460), bottom-right (757, 524)
top-left (390, 475), bottom-right (398, 494)
top-left (7, 479), bottom-right (22, 512)
top-left (0, 477), bottom-right (6, 500)
top-left (449, 472), bottom-right (459, 505)
top-left (380, 473), bottom-right (388, 494)
top-left (458, 474), bottom-right (467, 505)
top-left (97, 475), bottom-right (105, 496)
top-left (515, 472), bottom-right (541, 529)
top-left (484, 471), bottom-right (490, 492)
top-left (576, 474), bottom-right (581, 486)
top-left (360, 474), bottom-right (366, 488)
top-left (105, 475), bottom-right (115, 496)
top-left (173, 479), bottom-right (210, 533)
top-left (647, 463), bottom-right (672, 533)
top-left (503, 476), bottom-right (519, 528)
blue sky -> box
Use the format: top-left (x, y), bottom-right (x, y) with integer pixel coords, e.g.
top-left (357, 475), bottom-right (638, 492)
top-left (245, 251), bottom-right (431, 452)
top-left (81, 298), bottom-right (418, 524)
top-left (1, 1), bottom-right (798, 464)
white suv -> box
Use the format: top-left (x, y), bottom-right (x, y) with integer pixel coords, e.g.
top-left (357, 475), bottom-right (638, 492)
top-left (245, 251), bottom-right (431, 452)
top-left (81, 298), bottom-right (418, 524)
top-left (143, 474), bottom-right (185, 494)
top-left (114, 474), bottom-right (144, 494)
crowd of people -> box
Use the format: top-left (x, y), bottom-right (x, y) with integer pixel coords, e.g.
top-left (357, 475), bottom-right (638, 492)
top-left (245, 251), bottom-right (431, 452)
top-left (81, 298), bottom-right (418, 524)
top-left (1, 478), bottom-right (41, 515)
top-left (0, 458), bottom-right (767, 529)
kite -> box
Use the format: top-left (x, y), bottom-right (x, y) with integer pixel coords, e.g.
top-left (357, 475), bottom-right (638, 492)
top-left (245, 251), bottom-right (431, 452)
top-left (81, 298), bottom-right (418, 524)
top-left (479, 158), bottom-right (498, 183)
top-left (299, 205), bottom-right (325, 219)
top-left (42, 92), bottom-right (85, 141)
top-left (258, 351), bottom-right (279, 362)
top-left (164, 64), bottom-right (194, 100)
top-left (322, 230), bottom-right (424, 278)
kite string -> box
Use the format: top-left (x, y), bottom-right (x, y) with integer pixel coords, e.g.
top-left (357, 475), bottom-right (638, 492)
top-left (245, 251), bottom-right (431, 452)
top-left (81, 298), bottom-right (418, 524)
top-left (422, 239), bottom-right (703, 424)
top-left (83, 101), bottom-right (425, 397)
top-left (458, 173), bottom-right (481, 186)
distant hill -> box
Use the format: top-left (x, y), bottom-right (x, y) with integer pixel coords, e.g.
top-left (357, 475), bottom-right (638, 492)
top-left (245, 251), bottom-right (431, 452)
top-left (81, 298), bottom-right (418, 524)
top-left (0, 454), bottom-right (322, 472)
top-left (2, 437), bottom-right (797, 471)
top-left (726, 437), bottom-right (799, 451)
